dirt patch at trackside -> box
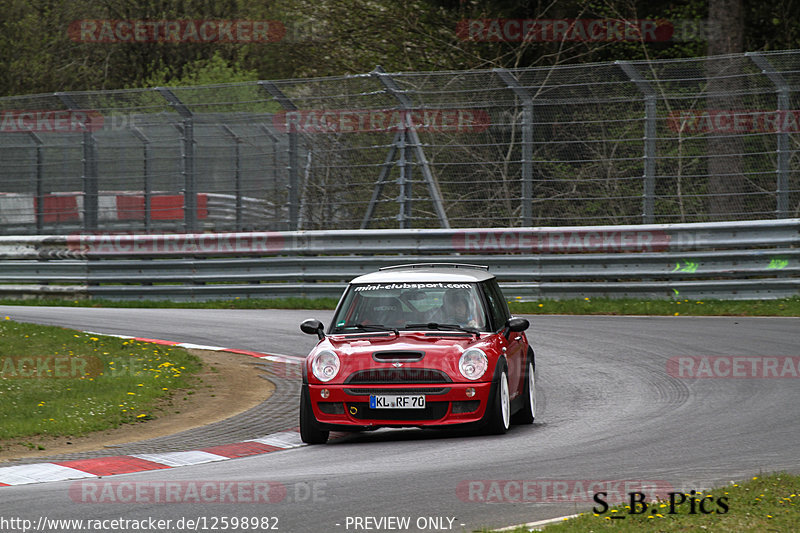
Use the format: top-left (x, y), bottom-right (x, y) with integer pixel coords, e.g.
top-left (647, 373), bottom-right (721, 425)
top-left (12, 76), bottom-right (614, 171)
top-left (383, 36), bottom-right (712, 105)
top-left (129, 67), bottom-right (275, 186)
top-left (0, 349), bottom-right (273, 463)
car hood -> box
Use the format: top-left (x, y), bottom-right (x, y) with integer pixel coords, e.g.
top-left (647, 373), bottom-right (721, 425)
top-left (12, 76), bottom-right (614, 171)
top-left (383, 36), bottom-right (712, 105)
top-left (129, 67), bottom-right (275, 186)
top-left (310, 331), bottom-right (498, 384)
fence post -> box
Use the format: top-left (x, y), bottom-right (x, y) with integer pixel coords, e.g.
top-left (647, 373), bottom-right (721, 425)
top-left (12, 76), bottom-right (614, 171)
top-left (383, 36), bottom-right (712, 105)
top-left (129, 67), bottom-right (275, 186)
top-left (27, 132), bottom-right (44, 234)
top-left (56, 93), bottom-right (98, 232)
top-left (617, 61), bottom-right (657, 224)
top-left (259, 124), bottom-right (283, 227)
top-left (361, 132), bottom-right (401, 229)
top-left (157, 88), bottom-right (197, 233)
top-left (258, 81), bottom-right (300, 230)
top-left (746, 52), bottom-right (790, 219)
top-left (493, 69), bottom-right (533, 227)
top-left (397, 129), bottom-right (412, 228)
top-left (222, 125), bottom-right (243, 231)
top-left (130, 127), bottom-right (152, 232)
top-left (372, 66), bottom-right (450, 228)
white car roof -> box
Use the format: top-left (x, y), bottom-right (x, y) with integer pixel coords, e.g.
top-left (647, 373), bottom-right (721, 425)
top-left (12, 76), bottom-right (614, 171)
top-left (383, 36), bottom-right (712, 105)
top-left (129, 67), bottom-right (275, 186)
top-left (350, 263), bottom-right (494, 284)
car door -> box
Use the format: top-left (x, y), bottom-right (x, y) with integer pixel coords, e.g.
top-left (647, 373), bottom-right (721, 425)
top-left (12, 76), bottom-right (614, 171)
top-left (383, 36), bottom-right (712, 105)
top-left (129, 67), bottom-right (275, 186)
top-left (481, 280), bottom-right (525, 398)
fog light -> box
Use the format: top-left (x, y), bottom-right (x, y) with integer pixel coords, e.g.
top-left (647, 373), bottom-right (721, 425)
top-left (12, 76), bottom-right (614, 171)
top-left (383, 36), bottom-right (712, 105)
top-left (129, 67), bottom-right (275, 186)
top-left (320, 389), bottom-right (330, 399)
top-left (465, 387), bottom-right (475, 398)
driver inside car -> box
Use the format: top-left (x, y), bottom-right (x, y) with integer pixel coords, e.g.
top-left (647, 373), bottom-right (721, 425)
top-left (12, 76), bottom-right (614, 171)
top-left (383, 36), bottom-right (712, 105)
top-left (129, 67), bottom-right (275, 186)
top-left (443, 289), bottom-right (479, 328)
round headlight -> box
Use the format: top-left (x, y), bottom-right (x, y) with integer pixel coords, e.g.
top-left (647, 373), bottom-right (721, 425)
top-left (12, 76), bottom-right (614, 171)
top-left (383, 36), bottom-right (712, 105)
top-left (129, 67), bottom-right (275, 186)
top-left (311, 350), bottom-right (340, 382)
top-left (459, 348), bottom-right (488, 380)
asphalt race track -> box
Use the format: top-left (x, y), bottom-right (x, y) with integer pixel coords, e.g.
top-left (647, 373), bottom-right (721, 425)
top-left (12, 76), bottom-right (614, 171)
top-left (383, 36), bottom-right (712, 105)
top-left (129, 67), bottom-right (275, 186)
top-left (1, 306), bottom-right (799, 532)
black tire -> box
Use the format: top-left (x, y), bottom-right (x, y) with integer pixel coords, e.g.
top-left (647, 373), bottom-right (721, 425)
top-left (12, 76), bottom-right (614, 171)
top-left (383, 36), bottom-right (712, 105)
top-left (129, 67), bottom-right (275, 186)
top-left (300, 387), bottom-right (329, 444)
top-left (511, 359), bottom-right (536, 425)
top-left (484, 369), bottom-right (511, 435)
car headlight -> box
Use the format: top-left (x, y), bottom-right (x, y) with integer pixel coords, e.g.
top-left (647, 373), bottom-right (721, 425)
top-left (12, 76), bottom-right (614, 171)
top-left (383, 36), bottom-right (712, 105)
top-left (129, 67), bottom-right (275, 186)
top-left (311, 350), bottom-right (340, 382)
top-left (459, 348), bottom-right (488, 380)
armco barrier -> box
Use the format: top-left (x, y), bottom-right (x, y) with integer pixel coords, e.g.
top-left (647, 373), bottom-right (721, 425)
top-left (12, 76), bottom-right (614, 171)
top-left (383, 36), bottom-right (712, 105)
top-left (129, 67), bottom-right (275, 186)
top-left (0, 219), bottom-right (797, 301)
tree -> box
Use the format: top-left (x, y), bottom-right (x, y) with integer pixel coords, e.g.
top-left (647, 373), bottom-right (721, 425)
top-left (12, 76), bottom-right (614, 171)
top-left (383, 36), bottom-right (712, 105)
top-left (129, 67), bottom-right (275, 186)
top-left (705, 0), bottom-right (747, 220)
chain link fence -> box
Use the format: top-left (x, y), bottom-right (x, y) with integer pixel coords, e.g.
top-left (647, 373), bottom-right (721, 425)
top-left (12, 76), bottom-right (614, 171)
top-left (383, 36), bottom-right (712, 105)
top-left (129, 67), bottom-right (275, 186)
top-left (1, 50), bottom-right (799, 235)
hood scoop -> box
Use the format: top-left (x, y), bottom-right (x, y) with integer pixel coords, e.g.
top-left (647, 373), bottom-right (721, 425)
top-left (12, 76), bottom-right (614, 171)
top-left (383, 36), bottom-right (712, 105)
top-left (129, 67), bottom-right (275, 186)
top-left (372, 350), bottom-right (424, 363)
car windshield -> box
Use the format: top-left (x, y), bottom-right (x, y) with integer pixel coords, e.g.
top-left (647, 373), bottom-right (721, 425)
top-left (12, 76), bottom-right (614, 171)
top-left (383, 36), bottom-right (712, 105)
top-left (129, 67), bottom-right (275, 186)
top-left (330, 282), bottom-right (488, 333)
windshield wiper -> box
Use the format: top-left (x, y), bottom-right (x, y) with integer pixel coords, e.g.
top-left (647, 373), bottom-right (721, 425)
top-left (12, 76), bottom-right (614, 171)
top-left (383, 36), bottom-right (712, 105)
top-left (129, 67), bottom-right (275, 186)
top-left (405, 322), bottom-right (480, 338)
top-left (339, 324), bottom-right (399, 336)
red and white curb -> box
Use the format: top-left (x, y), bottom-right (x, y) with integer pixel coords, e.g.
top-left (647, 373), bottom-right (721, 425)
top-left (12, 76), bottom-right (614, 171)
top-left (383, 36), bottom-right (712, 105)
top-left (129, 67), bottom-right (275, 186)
top-left (0, 431), bottom-right (306, 487)
top-left (0, 332), bottom-right (307, 487)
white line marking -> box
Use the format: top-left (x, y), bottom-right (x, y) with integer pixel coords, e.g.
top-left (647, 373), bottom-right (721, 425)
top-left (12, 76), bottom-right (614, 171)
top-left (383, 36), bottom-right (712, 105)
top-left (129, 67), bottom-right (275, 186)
top-left (247, 431), bottom-right (305, 449)
top-left (0, 463), bottom-right (96, 486)
top-left (131, 451), bottom-right (228, 467)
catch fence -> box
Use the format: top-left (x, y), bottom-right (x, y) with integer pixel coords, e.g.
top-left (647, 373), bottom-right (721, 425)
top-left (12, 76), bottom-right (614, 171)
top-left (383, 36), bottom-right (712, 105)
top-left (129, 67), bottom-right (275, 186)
top-left (1, 50), bottom-right (800, 234)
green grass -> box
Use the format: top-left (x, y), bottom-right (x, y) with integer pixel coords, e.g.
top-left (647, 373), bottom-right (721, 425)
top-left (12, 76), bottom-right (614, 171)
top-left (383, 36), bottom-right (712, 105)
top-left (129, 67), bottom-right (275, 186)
top-left (1, 296), bottom-right (799, 316)
top-left (493, 472), bottom-right (799, 533)
top-left (0, 297), bottom-right (341, 310)
top-left (0, 318), bottom-right (202, 439)
top-left (507, 296), bottom-right (800, 317)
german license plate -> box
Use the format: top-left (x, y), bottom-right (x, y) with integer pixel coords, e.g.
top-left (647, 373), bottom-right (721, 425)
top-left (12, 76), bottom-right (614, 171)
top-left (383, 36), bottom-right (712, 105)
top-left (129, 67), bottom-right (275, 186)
top-left (369, 395), bottom-right (426, 409)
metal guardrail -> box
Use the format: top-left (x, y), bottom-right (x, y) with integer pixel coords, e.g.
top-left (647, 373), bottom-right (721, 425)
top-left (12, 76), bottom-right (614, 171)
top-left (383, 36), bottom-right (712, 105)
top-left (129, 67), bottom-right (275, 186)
top-left (0, 219), bottom-right (797, 301)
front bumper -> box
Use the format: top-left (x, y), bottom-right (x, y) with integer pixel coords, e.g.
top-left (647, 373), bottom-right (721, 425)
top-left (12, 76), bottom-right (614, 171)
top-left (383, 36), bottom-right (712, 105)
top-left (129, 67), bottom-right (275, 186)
top-left (306, 382), bottom-right (493, 428)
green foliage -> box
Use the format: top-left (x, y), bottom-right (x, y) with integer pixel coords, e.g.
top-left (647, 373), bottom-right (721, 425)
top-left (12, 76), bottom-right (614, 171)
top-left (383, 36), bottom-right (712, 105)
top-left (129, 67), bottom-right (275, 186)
top-left (0, 0), bottom-right (798, 96)
top-left (141, 51), bottom-right (259, 88)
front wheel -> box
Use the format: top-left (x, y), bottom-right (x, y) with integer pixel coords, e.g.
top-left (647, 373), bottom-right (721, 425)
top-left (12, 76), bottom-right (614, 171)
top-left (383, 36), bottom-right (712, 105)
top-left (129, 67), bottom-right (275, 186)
top-left (512, 361), bottom-right (535, 425)
top-left (484, 370), bottom-right (511, 435)
top-left (300, 387), bottom-right (329, 444)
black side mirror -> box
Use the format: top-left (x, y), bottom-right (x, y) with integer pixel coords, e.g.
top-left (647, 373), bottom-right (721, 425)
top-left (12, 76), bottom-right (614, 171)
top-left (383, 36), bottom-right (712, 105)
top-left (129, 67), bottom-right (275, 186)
top-left (300, 318), bottom-right (325, 340)
top-left (504, 317), bottom-right (529, 338)
top-left (507, 317), bottom-right (530, 332)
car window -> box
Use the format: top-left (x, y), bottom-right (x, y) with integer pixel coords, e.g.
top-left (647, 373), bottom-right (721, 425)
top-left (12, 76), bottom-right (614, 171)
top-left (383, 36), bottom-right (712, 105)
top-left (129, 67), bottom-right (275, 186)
top-left (482, 280), bottom-right (510, 331)
top-left (331, 282), bottom-right (488, 332)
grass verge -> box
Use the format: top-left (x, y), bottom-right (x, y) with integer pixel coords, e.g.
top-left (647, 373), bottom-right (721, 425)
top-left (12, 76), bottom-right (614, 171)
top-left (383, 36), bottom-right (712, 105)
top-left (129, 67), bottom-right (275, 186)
top-left (507, 296), bottom-right (800, 316)
top-left (0, 297), bottom-right (341, 310)
top-left (0, 317), bottom-right (201, 440)
top-left (494, 472), bottom-right (799, 533)
top-left (0, 296), bottom-right (799, 316)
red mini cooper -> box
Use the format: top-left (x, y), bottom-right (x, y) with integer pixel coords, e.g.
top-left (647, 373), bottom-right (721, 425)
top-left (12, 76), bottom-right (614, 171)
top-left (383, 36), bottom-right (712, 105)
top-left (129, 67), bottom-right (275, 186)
top-left (299, 263), bottom-right (535, 444)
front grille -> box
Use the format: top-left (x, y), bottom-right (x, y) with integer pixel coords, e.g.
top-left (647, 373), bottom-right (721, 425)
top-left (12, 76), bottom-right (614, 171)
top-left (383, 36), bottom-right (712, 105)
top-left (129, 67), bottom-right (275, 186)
top-left (345, 368), bottom-right (451, 384)
top-left (346, 402), bottom-right (449, 421)
top-left (344, 387), bottom-right (451, 396)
